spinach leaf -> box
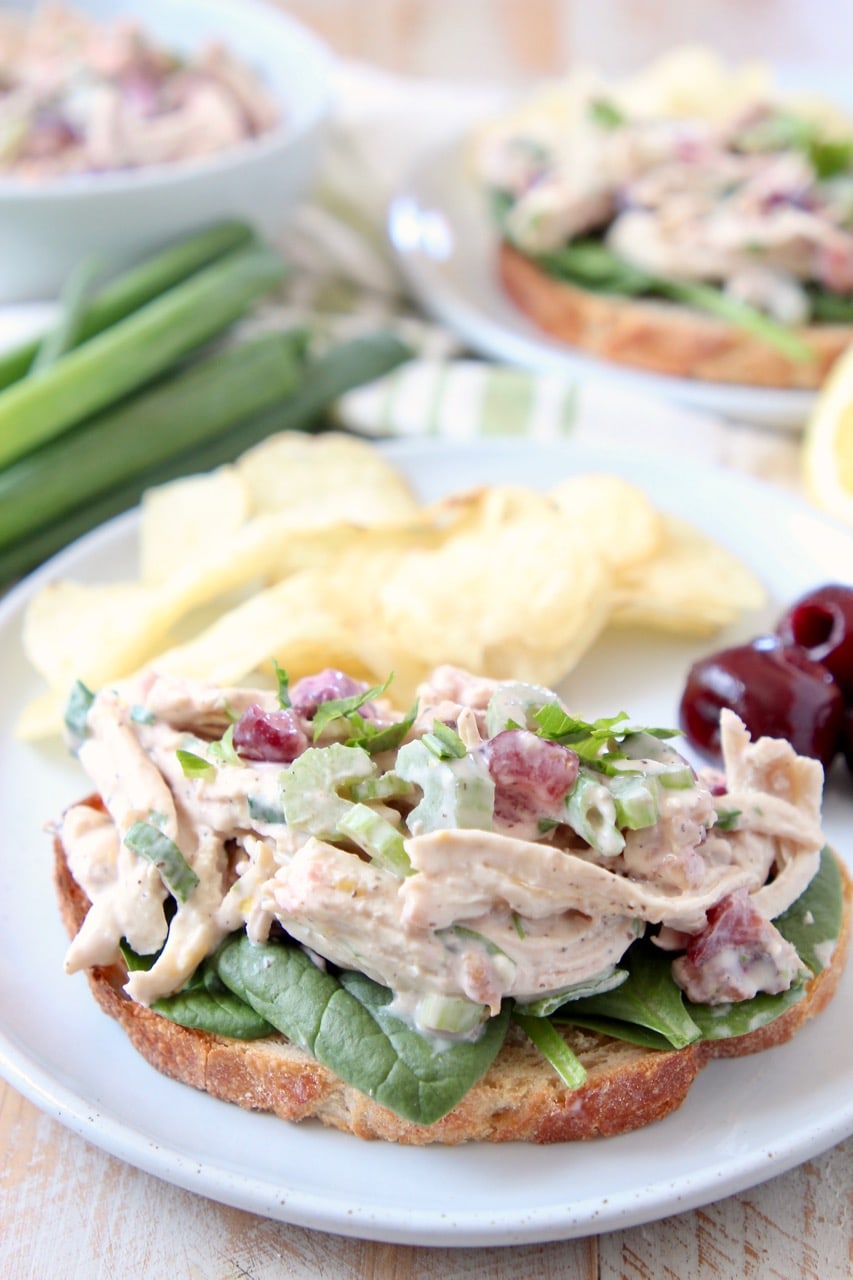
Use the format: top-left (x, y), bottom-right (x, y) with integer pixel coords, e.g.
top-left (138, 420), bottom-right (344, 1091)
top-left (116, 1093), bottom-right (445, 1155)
top-left (687, 982), bottom-right (806, 1041)
top-left (810, 287), bottom-right (853, 323)
top-left (152, 985), bottom-right (274, 1040)
top-left (535, 239), bottom-right (814, 362)
top-left (214, 934), bottom-right (510, 1124)
top-left (120, 940), bottom-right (274, 1039)
top-left (687, 846), bottom-right (841, 1041)
top-left (557, 848), bottom-right (842, 1049)
top-left (554, 1013), bottom-right (676, 1051)
top-left (774, 845), bottom-right (843, 975)
top-left (537, 240), bottom-right (656, 296)
top-left (556, 941), bottom-right (702, 1050)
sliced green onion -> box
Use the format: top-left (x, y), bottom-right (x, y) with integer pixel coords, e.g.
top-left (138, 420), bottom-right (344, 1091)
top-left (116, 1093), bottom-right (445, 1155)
top-left (589, 98), bottom-right (625, 129)
top-left (272, 659), bottom-right (291, 709)
top-left (311, 675), bottom-right (394, 740)
top-left (0, 221), bottom-right (254, 392)
top-left (130, 705), bottom-right (156, 725)
top-left (31, 255), bottom-right (104, 374)
top-left (124, 820), bottom-right (199, 903)
top-left (63, 678), bottom-right (95, 742)
top-left (0, 243), bottom-right (286, 469)
top-left (513, 1012), bottom-right (587, 1088)
top-left (176, 749), bottom-right (216, 780)
top-left (208, 723), bottom-right (242, 766)
top-left (0, 329), bottom-right (307, 552)
top-left (0, 331), bottom-right (412, 589)
top-left (247, 795), bottom-right (287, 825)
top-left (658, 277), bottom-right (816, 363)
top-left (422, 721), bottom-right (467, 759)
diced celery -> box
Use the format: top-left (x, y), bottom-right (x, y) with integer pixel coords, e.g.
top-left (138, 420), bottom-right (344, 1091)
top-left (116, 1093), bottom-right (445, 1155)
top-left (349, 772), bottom-right (415, 802)
top-left (396, 739), bottom-right (495, 834)
top-left (415, 992), bottom-right (488, 1036)
top-left (566, 771), bottom-right (625, 856)
top-left (281, 743), bottom-right (375, 838)
top-left (608, 774), bottom-right (659, 830)
top-left (336, 803), bottom-right (412, 877)
top-left (656, 763), bottom-right (695, 790)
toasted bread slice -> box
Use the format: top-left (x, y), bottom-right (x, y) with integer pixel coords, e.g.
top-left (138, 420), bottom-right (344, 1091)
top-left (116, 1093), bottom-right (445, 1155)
top-left (498, 242), bottom-right (853, 391)
top-left (53, 801), bottom-right (852, 1145)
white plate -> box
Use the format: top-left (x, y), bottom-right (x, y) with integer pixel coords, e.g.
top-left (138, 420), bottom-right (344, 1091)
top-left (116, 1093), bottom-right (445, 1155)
top-left (1, 439), bottom-right (851, 1247)
top-left (388, 140), bottom-right (823, 432)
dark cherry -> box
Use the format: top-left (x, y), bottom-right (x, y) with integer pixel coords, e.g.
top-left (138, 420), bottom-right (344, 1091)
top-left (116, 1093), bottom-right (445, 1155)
top-left (775, 583), bottom-right (853, 701)
top-left (679, 636), bottom-right (845, 770)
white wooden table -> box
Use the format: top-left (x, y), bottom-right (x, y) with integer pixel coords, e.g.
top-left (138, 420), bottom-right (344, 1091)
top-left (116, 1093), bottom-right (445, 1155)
top-left (1, 1083), bottom-right (850, 1277)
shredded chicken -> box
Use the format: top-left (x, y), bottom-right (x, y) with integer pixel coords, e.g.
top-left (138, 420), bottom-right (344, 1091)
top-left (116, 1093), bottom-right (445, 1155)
top-left (0, 4), bottom-right (278, 180)
top-left (60, 667), bottom-right (827, 1022)
top-left (478, 86), bottom-right (853, 309)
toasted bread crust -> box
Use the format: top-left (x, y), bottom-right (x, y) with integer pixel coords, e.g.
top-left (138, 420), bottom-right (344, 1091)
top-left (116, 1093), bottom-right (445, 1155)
top-left (54, 799), bottom-right (852, 1144)
top-left (498, 242), bottom-right (853, 390)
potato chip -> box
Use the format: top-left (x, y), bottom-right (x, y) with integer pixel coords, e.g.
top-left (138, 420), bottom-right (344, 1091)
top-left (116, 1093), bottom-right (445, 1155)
top-left (140, 468), bottom-right (249, 583)
top-left (15, 427), bottom-right (766, 742)
top-left (378, 509), bottom-right (613, 683)
top-left (22, 579), bottom-right (164, 691)
top-left (548, 474), bottom-right (665, 570)
top-left (611, 516), bottom-right (765, 635)
top-left (236, 430), bottom-right (421, 526)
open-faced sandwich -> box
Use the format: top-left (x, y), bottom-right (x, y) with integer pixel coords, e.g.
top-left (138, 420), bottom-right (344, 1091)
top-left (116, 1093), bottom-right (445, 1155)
top-left (54, 662), bottom-right (850, 1144)
top-left (473, 48), bottom-right (853, 387)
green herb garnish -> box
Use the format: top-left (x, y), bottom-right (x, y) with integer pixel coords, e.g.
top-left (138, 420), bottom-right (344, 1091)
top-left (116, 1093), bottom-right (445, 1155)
top-left (124, 820), bottom-right (200, 903)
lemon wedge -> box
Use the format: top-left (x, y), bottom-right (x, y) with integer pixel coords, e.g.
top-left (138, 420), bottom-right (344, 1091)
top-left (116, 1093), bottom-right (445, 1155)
top-left (803, 342), bottom-right (853, 526)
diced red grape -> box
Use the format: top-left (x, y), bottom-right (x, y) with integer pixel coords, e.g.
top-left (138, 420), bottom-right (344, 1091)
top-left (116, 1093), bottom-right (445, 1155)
top-left (672, 890), bottom-right (799, 1003)
top-left (290, 669), bottom-right (371, 719)
top-left (775, 583), bottom-right (853, 700)
top-left (232, 704), bottom-right (308, 763)
top-left (485, 729), bottom-right (579, 827)
top-left (679, 636), bottom-right (844, 770)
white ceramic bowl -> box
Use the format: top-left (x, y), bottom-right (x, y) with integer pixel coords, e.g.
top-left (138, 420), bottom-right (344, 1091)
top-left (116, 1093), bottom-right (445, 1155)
top-left (0, 0), bottom-right (334, 302)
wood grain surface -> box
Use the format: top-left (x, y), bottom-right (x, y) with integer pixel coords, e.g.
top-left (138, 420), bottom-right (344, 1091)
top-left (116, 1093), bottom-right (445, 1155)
top-left (2, 1080), bottom-right (851, 1279)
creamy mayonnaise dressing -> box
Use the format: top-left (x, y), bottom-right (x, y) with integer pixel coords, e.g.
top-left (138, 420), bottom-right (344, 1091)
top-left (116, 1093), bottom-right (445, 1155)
top-left (59, 667), bottom-right (827, 1025)
top-left (477, 88), bottom-right (853, 305)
